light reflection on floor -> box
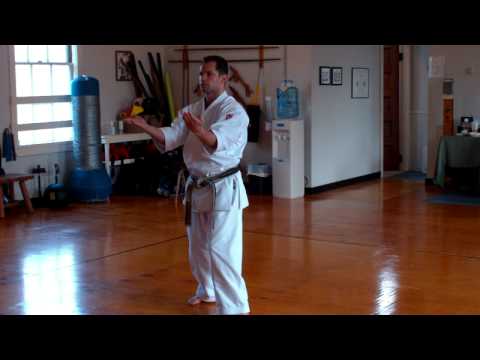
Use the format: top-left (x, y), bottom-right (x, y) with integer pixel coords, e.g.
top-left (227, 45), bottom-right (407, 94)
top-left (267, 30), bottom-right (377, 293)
top-left (375, 259), bottom-right (399, 315)
top-left (22, 245), bottom-right (80, 315)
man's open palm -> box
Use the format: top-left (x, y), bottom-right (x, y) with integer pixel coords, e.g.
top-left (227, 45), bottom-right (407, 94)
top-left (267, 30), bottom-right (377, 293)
top-left (183, 112), bottom-right (204, 135)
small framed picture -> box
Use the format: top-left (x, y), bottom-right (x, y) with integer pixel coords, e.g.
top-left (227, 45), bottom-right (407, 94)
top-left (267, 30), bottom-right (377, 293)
top-left (351, 67), bottom-right (369, 98)
top-left (115, 50), bottom-right (133, 81)
top-left (319, 66), bottom-right (331, 85)
top-left (331, 67), bottom-right (343, 86)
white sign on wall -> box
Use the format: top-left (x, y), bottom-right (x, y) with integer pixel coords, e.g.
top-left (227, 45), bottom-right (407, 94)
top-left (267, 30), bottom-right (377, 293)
top-left (351, 67), bottom-right (369, 99)
top-left (428, 56), bottom-right (445, 78)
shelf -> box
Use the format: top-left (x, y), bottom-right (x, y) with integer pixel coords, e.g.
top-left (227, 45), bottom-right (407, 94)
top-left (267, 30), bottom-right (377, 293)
top-left (103, 158), bottom-right (138, 166)
top-left (101, 132), bottom-right (151, 145)
top-left (168, 59), bottom-right (281, 64)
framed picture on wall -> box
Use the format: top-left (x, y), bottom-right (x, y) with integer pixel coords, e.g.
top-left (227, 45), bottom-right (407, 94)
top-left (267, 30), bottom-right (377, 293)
top-left (319, 66), bottom-right (331, 85)
top-left (331, 67), bottom-right (343, 86)
top-left (115, 50), bottom-right (133, 81)
top-left (351, 67), bottom-right (369, 98)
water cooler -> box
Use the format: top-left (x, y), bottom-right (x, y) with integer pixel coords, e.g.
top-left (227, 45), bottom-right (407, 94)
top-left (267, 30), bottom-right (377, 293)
top-left (272, 120), bottom-right (304, 199)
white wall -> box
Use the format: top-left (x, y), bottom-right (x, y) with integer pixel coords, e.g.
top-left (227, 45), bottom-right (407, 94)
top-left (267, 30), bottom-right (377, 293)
top-left (307, 45), bottom-right (382, 188)
top-left (428, 77), bottom-right (444, 178)
top-left (410, 45), bottom-right (430, 173)
top-left (0, 45), bottom-right (167, 197)
top-left (429, 45), bottom-right (480, 121)
top-left (286, 45), bottom-right (313, 185)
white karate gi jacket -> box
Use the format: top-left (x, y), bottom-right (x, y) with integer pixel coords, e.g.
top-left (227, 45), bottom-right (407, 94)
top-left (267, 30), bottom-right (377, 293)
top-left (155, 91), bottom-right (249, 213)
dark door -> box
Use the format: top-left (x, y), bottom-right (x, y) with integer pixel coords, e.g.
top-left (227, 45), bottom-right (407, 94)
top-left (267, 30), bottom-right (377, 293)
top-left (383, 45), bottom-right (401, 171)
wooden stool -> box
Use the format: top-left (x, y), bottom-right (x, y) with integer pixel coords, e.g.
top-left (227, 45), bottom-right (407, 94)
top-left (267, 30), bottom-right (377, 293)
top-left (0, 174), bottom-right (34, 218)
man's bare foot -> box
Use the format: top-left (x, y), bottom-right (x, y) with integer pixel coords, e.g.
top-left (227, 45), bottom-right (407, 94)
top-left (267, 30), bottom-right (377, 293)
top-left (187, 296), bottom-right (217, 306)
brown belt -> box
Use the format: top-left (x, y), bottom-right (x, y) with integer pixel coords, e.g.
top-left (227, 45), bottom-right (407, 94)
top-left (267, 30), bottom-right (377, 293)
top-left (184, 165), bottom-right (241, 226)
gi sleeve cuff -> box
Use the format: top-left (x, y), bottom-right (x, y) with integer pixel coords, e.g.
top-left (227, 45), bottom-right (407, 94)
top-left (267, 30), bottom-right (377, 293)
top-left (204, 128), bottom-right (222, 154)
top-left (156, 127), bottom-right (176, 153)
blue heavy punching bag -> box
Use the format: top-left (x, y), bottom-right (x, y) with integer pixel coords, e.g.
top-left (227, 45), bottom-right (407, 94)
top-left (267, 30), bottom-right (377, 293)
top-left (68, 75), bottom-right (112, 202)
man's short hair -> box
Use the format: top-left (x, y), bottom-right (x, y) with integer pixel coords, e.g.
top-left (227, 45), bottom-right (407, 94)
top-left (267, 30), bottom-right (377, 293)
top-left (203, 55), bottom-right (229, 76)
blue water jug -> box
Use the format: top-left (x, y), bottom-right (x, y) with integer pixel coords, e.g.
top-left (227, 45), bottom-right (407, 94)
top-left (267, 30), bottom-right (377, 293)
top-left (277, 80), bottom-right (299, 119)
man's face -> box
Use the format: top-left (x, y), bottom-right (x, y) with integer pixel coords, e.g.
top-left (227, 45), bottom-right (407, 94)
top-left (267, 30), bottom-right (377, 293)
top-left (199, 61), bottom-right (227, 95)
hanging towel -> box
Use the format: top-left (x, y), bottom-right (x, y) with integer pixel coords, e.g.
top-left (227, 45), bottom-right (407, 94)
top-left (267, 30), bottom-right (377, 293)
top-left (2, 128), bottom-right (16, 162)
top-left (0, 144), bottom-right (7, 203)
top-left (0, 144), bottom-right (5, 176)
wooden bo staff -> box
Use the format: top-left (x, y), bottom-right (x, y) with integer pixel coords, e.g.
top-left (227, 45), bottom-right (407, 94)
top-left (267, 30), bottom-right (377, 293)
top-left (137, 60), bottom-right (156, 98)
top-left (182, 45), bottom-right (190, 107)
top-left (155, 52), bottom-right (172, 125)
top-left (147, 53), bottom-right (163, 102)
top-left (259, 45), bottom-right (265, 69)
top-left (185, 46), bottom-right (190, 104)
top-left (229, 65), bottom-right (253, 98)
top-left (147, 52), bottom-right (168, 122)
top-left (125, 53), bottom-right (147, 97)
top-left (229, 85), bottom-right (247, 109)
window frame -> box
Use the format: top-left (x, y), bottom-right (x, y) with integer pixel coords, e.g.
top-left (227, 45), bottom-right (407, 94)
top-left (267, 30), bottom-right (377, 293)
top-left (8, 45), bottom-right (78, 156)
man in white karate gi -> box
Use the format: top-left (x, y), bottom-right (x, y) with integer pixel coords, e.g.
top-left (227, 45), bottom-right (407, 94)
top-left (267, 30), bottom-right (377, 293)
top-left (124, 55), bottom-right (250, 315)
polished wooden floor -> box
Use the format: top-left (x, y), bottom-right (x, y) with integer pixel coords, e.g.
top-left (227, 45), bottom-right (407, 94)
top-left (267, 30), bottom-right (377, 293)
top-left (1, 176), bottom-right (480, 315)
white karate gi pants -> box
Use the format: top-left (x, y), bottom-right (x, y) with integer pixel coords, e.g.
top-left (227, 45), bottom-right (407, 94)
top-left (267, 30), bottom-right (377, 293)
top-left (187, 209), bottom-right (250, 315)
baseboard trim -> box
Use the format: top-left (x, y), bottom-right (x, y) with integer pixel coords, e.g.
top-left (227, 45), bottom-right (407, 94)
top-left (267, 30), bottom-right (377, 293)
top-left (305, 172), bottom-right (381, 195)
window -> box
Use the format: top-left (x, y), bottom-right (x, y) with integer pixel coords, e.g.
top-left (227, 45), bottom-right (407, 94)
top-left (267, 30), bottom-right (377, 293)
top-left (9, 45), bottom-right (77, 155)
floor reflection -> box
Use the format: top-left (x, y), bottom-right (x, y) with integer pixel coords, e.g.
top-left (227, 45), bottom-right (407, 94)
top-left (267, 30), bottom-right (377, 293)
top-left (375, 259), bottom-right (399, 315)
top-left (22, 245), bottom-right (79, 315)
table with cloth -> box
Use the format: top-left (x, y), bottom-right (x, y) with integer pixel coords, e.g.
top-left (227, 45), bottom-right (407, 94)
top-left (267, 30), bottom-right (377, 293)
top-left (434, 135), bottom-right (480, 190)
